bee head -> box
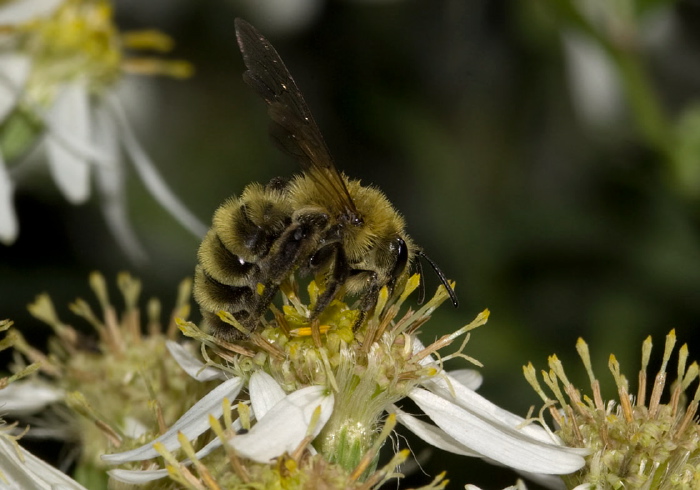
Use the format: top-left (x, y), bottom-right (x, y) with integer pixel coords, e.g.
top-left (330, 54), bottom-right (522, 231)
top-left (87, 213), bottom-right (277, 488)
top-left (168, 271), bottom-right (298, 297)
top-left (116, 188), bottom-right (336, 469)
top-left (389, 235), bottom-right (410, 285)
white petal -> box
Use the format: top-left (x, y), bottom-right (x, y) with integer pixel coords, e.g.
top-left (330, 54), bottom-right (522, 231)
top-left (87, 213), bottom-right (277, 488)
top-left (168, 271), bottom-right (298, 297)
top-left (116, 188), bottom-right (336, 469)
top-left (0, 379), bottom-right (64, 414)
top-left (0, 152), bottom-right (18, 244)
top-left (0, 54), bottom-right (30, 121)
top-left (228, 386), bottom-right (334, 463)
top-left (92, 102), bottom-right (147, 263)
top-left (45, 83), bottom-right (92, 204)
top-left (166, 340), bottom-right (226, 382)
top-left (392, 406), bottom-right (479, 457)
top-left (0, 0), bottom-right (62, 25)
top-left (122, 417), bottom-right (150, 439)
top-left (409, 388), bottom-right (585, 475)
top-left (0, 436), bottom-right (88, 489)
top-left (424, 372), bottom-right (556, 445)
top-left (105, 93), bottom-right (207, 238)
top-left (244, 0), bottom-right (322, 34)
top-left (465, 483), bottom-right (527, 490)
top-left (249, 371), bottom-right (286, 421)
top-left (446, 369), bottom-right (483, 391)
top-left (101, 376), bottom-right (244, 464)
top-left (107, 467), bottom-right (169, 485)
top-left (562, 31), bottom-right (622, 128)
top-left (514, 472), bottom-right (564, 490)
top-left (108, 431), bottom-right (228, 484)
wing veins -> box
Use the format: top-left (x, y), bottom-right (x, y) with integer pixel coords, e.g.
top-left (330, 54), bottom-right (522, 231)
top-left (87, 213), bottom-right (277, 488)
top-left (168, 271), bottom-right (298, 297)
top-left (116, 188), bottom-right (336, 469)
top-left (234, 18), bottom-right (357, 217)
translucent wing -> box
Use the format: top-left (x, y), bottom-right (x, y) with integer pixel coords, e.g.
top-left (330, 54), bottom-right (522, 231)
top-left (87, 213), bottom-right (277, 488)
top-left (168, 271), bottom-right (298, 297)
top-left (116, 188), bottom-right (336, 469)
top-left (234, 18), bottom-right (359, 220)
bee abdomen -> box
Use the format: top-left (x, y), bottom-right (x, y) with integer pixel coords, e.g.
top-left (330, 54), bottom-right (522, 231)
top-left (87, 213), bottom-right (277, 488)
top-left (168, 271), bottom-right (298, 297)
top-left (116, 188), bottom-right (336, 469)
top-left (193, 266), bottom-right (256, 319)
top-left (213, 186), bottom-right (292, 261)
top-left (198, 230), bottom-right (260, 287)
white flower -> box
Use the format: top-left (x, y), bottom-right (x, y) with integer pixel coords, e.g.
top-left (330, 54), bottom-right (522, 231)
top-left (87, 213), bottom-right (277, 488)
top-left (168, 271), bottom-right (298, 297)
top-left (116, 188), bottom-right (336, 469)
top-left (106, 328), bottom-right (584, 486)
top-left (393, 336), bottom-right (587, 481)
top-left (0, 427), bottom-right (87, 490)
top-left (104, 341), bottom-right (335, 484)
top-left (399, 371), bottom-right (587, 475)
top-left (0, 0), bottom-right (206, 258)
top-left (0, 378), bottom-right (64, 415)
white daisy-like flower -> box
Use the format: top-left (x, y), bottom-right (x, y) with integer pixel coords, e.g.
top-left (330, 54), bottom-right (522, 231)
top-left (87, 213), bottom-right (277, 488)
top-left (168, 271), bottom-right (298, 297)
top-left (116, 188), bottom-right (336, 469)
top-left (104, 276), bottom-right (586, 486)
top-left (104, 346), bottom-right (335, 484)
top-left (0, 0), bottom-right (206, 259)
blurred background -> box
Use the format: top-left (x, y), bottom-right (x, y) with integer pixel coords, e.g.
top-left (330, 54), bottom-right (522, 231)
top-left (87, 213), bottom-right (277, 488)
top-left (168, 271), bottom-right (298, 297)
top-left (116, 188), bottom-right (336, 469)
top-left (3, 0), bottom-right (700, 487)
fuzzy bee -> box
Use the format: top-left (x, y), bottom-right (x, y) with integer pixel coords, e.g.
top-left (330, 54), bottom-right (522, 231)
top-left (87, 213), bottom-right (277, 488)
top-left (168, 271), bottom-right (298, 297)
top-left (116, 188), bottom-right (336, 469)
top-left (194, 19), bottom-right (457, 341)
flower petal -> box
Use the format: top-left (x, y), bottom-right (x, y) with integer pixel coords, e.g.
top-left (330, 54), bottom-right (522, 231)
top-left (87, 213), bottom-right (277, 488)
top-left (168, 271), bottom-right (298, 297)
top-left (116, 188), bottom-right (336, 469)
top-left (0, 152), bottom-right (18, 245)
top-left (409, 388), bottom-right (585, 474)
top-left (0, 54), bottom-right (30, 121)
top-left (166, 340), bottom-right (226, 382)
top-left (122, 417), bottom-right (150, 439)
top-left (101, 376), bottom-right (244, 464)
top-left (107, 467), bottom-right (169, 485)
top-left (392, 406), bottom-right (479, 457)
top-left (563, 31), bottom-right (622, 128)
top-left (0, 435), bottom-right (88, 489)
top-left (465, 482), bottom-right (527, 490)
top-left (45, 83), bottom-right (92, 204)
top-left (228, 385), bottom-right (334, 463)
top-left (106, 93), bottom-right (207, 238)
top-left (446, 368), bottom-right (483, 391)
top-left (108, 431), bottom-right (228, 484)
top-left (424, 372), bottom-right (557, 445)
top-left (0, 379), bottom-right (64, 415)
top-left (92, 102), bottom-right (147, 263)
top-left (249, 371), bottom-right (286, 420)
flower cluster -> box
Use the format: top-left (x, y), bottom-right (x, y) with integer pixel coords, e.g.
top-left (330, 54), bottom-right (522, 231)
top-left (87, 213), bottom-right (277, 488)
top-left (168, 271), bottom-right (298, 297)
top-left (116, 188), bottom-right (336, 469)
top-left (525, 330), bottom-right (700, 488)
top-left (0, 0), bottom-right (205, 257)
top-left (99, 274), bottom-right (585, 488)
top-left (1, 272), bottom-right (586, 489)
top-left (0, 272), bottom-right (217, 486)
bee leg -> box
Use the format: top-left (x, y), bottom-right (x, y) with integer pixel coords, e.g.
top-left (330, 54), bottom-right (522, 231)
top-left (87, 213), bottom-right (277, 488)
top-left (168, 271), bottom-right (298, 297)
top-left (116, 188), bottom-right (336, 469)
top-left (347, 270), bottom-right (382, 332)
top-left (251, 215), bottom-right (328, 322)
top-left (309, 243), bottom-right (348, 319)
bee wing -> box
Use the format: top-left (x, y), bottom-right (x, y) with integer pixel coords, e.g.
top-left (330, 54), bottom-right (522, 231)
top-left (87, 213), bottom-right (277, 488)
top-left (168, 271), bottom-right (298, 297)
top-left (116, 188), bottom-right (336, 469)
top-left (235, 18), bottom-right (358, 218)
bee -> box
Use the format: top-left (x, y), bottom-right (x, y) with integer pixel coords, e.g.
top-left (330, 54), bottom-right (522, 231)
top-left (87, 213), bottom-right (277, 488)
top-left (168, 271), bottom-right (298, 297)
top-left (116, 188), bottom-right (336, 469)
top-left (194, 18), bottom-right (457, 341)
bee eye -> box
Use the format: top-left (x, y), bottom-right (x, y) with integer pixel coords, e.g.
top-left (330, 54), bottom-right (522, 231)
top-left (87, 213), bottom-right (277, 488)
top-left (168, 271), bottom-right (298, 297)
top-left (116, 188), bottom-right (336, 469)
top-left (390, 236), bottom-right (409, 282)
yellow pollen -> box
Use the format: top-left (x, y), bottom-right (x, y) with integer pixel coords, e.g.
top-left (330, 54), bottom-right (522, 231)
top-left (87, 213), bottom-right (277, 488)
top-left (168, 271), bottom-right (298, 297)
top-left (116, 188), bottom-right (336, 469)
top-left (290, 324), bottom-right (331, 337)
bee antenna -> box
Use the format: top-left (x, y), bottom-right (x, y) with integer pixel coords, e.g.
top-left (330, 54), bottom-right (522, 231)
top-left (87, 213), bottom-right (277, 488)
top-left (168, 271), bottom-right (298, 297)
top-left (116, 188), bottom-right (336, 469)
top-left (417, 251), bottom-right (458, 308)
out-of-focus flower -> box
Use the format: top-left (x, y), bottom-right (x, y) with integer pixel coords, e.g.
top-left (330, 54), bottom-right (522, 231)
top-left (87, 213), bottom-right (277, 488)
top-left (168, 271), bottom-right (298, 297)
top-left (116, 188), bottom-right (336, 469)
top-left (525, 330), bottom-right (700, 488)
top-left (0, 422), bottom-right (88, 490)
top-left (104, 275), bottom-right (586, 488)
top-left (0, 272), bottom-right (217, 484)
top-left (0, 0), bottom-right (206, 259)
top-left (237, 0), bottom-right (407, 35)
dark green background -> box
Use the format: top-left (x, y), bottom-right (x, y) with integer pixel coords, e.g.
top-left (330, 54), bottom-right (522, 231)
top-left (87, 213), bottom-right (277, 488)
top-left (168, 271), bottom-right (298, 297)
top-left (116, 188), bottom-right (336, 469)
top-left (3, 0), bottom-right (700, 488)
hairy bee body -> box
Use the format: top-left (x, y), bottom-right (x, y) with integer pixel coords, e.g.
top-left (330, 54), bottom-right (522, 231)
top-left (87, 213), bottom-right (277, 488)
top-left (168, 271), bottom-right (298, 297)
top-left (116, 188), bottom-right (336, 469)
top-left (195, 174), bottom-right (415, 341)
top-left (194, 19), bottom-right (456, 341)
